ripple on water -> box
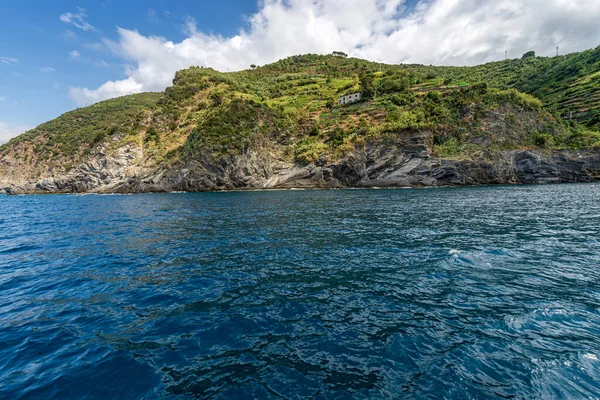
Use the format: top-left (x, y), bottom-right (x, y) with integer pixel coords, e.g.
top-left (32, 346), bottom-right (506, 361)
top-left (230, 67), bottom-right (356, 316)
top-left (1, 184), bottom-right (600, 398)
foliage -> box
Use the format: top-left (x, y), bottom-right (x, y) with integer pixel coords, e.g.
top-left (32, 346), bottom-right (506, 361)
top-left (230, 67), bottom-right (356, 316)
top-left (487, 89), bottom-right (543, 110)
top-left (359, 73), bottom-right (376, 98)
top-left (292, 138), bottom-right (329, 164)
top-left (0, 93), bottom-right (160, 161)
top-left (434, 138), bottom-right (462, 157)
top-left (522, 51), bottom-right (536, 59)
top-left (385, 109), bottom-right (421, 130)
top-left (332, 51), bottom-right (348, 58)
top-left (183, 99), bottom-right (269, 157)
top-left (532, 132), bottom-right (554, 147)
top-left (3, 46), bottom-right (600, 171)
top-left (145, 126), bottom-right (160, 143)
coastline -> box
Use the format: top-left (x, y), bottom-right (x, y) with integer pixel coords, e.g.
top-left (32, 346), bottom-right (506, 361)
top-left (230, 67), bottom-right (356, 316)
top-left (3, 146), bottom-right (600, 196)
top-left (2, 178), bottom-right (598, 196)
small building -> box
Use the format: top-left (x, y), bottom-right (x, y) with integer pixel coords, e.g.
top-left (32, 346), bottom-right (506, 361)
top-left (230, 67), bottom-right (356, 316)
top-left (339, 93), bottom-right (361, 105)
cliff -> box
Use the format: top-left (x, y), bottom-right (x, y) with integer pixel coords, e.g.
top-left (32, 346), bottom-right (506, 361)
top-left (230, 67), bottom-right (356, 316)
top-left (2, 50), bottom-right (600, 194)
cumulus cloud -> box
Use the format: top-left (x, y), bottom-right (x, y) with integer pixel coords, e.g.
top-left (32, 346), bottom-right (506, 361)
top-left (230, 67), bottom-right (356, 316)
top-left (70, 77), bottom-right (143, 106)
top-left (60, 7), bottom-right (98, 32)
top-left (70, 0), bottom-right (600, 106)
top-left (0, 122), bottom-right (32, 144)
top-left (69, 50), bottom-right (81, 60)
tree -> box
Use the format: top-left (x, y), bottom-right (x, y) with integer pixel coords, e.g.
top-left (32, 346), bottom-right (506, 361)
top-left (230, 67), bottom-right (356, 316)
top-left (380, 76), bottom-right (411, 94)
top-left (522, 51), bottom-right (536, 59)
top-left (332, 51), bottom-right (348, 58)
top-left (326, 98), bottom-right (337, 110)
top-left (250, 64), bottom-right (257, 69)
top-left (359, 73), bottom-right (376, 98)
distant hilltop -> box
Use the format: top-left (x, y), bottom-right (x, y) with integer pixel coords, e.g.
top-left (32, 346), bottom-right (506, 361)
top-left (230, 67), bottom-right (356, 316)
top-left (1, 46), bottom-right (600, 194)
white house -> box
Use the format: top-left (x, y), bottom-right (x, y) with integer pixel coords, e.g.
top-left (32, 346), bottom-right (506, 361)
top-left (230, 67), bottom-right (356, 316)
top-left (339, 93), bottom-right (362, 105)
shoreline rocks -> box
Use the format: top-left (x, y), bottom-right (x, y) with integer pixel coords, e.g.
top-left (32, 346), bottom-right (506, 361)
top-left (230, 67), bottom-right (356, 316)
top-left (3, 146), bottom-right (599, 195)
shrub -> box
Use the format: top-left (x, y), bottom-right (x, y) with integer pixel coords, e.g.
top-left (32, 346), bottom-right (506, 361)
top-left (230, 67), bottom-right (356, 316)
top-left (385, 110), bottom-right (420, 130)
top-left (488, 89), bottom-right (542, 110)
top-left (292, 138), bottom-right (328, 164)
top-left (145, 126), bottom-right (160, 143)
top-left (337, 141), bottom-right (355, 156)
top-left (434, 138), bottom-right (462, 157)
top-left (426, 91), bottom-right (441, 102)
top-left (325, 98), bottom-right (336, 110)
top-left (380, 76), bottom-right (410, 94)
top-left (390, 93), bottom-right (415, 106)
top-left (533, 132), bottom-right (554, 147)
top-left (564, 127), bottom-right (600, 147)
top-left (326, 127), bottom-right (346, 147)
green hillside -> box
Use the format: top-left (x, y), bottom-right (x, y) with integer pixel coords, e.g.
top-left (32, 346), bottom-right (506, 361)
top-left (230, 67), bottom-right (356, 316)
top-left (0, 92), bottom-right (160, 167)
top-left (2, 47), bottom-right (600, 176)
top-left (402, 46), bottom-right (600, 129)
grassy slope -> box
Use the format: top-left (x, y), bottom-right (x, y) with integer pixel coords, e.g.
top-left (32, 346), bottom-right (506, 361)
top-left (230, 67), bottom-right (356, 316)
top-left (149, 52), bottom-right (598, 165)
top-left (0, 93), bottom-right (160, 176)
top-left (401, 45), bottom-right (600, 129)
top-left (2, 47), bottom-right (600, 178)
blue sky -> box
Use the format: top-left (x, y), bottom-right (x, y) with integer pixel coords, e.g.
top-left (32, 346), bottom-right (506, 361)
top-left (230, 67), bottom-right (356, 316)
top-left (2, 0), bottom-right (600, 143)
top-left (0, 1), bottom-right (259, 138)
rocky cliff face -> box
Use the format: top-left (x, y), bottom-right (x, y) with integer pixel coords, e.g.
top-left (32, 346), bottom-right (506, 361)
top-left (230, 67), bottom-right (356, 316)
top-left (1, 143), bottom-right (148, 194)
top-left (3, 133), bottom-right (599, 195)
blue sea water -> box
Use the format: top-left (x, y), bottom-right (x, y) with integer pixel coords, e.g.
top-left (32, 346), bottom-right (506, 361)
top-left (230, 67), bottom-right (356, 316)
top-left (1, 184), bottom-right (600, 399)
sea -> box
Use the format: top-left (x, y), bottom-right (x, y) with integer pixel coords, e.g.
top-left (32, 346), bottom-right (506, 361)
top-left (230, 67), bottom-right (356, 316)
top-left (1, 184), bottom-right (599, 399)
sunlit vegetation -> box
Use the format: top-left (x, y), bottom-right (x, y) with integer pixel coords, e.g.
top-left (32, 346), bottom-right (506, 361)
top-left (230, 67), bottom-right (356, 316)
top-left (0, 93), bottom-right (160, 162)
top-left (2, 46), bottom-right (599, 167)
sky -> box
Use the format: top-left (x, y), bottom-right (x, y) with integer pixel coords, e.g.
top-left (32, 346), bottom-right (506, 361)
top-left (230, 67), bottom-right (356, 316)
top-left (1, 0), bottom-right (600, 144)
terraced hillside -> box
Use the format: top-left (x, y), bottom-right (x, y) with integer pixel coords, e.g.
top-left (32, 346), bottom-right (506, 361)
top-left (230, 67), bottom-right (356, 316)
top-left (1, 48), bottom-right (600, 193)
top-left (405, 45), bottom-right (600, 130)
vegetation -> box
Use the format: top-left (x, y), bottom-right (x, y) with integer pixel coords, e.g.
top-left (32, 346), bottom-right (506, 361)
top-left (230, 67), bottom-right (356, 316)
top-left (2, 45), bottom-right (600, 170)
top-left (0, 93), bottom-right (159, 163)
top-left (522, 51), bottom-right (536, 59)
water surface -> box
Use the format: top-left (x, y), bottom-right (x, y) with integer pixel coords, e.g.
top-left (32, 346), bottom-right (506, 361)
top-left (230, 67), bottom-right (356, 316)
top-left (1, 185), bottom-right (600, 398)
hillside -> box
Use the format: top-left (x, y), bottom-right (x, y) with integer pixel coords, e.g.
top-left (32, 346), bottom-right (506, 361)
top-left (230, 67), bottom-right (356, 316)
top-left (1, 48), bottom-right (600, 194)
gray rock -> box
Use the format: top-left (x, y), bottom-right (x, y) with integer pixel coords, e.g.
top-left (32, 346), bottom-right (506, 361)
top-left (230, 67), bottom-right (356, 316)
top-left (4, 140), bottom-right (600, 195)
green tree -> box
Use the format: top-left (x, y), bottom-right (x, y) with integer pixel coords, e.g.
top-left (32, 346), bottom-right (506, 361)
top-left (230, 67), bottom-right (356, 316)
top-left (522, 51), bottom-right (536, 59)
top-left (332, 51), bottom-right (348, 58)
top-left (360, 73), bottom-right (376, 98)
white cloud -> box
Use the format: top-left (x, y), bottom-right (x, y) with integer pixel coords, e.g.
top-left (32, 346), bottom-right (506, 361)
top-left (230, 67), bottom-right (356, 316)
top-left (70, 77), bottom-right (143, 106)
top-left (69, 50), bottom-right (81, 60)
top-left (60, 7), bottom-right (98, 32)
top-left (39, 67), bottom-right (55, 73)
top-left (70, 0), bottom-right (600, 105)
top-left (0, 122), bottom-right (32, 144)
top-left (0, 57), bottom-right (18, 65)
top-left (12, 72), bottom-right (24, 77)
top-left (0, 96), bottom-right (5, 102)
